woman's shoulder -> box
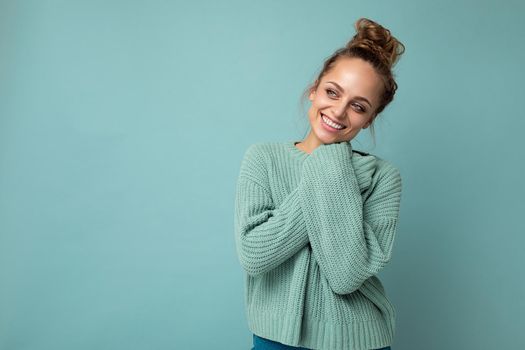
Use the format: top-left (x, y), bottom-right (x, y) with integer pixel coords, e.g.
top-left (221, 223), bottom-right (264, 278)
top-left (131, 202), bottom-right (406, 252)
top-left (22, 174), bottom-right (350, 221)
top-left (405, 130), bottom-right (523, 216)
top-left (241, 141), bottom-right (293, 163)
top-left (240, 141), bottom-right (280, 164)
top-left (238, 142), bottom-right (282, 184)
top-left (353, 149), bottom-right (402, 182)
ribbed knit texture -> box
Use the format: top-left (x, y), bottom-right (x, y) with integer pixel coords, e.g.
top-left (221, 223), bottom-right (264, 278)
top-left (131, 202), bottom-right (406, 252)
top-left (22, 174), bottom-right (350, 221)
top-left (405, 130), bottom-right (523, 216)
top-left (234, 140), bottom-right (402, 350)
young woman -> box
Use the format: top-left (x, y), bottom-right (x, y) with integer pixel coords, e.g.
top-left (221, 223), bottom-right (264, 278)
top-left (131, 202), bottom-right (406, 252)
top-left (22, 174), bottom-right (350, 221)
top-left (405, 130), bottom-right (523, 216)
top-left (234, 18), bottom-right (405, 350)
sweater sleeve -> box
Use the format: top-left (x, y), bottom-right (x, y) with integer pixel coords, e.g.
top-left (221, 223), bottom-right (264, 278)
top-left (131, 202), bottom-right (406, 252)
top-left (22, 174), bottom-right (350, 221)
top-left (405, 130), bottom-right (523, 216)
top-left (298, 141), bottom-right (402, 295)
top-left (233, 145), bottom-right (309, 276)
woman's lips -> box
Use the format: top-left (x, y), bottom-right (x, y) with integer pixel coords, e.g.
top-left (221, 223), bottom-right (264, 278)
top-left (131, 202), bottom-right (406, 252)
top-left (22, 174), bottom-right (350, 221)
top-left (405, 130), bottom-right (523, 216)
top-left (320, 113), bottom-right (346, 131)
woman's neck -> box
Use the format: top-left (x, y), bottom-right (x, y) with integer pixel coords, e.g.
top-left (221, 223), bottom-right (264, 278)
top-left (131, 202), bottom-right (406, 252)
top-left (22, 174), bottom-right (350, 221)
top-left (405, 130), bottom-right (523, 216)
top-left (295, 131), bottom-right (325, 154)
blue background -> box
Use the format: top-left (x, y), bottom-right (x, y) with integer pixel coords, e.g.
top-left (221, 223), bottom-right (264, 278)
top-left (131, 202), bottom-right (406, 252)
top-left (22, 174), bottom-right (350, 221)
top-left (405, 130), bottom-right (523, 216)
top-left (1, 0), bottom-right (524, 349)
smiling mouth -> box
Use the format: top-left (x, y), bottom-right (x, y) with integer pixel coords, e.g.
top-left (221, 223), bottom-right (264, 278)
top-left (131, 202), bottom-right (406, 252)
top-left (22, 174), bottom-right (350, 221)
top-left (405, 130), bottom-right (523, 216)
top-left (320, 113), bottom-right (347, 129)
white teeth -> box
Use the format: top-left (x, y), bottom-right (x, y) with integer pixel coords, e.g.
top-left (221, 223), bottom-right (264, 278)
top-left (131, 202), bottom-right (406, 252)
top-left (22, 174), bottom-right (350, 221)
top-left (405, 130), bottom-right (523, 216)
top-left (321, 114), bottom-right (344, 129)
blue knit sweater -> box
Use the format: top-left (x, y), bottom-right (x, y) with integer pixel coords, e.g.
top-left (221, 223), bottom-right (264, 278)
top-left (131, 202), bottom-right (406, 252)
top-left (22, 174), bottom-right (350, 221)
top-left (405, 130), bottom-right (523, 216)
top-left (234, 140), bottom-right (402, 350)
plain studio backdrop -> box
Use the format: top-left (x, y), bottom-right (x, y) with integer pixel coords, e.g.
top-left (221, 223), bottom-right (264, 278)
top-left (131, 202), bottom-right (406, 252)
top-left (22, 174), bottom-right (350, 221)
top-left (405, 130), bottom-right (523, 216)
top-left (1, 0), bottom-right (524, 349)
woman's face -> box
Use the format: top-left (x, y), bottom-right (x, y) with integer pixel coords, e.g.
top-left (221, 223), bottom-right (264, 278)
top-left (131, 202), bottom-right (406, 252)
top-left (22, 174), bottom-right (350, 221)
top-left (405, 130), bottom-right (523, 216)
top-left (307, 57), bottom-right (383, 144)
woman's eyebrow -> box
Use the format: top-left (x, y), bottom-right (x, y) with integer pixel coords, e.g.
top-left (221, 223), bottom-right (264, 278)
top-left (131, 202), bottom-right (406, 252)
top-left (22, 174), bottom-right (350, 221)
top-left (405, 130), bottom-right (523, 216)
top-left (326, 81), bottom-right (372, 107)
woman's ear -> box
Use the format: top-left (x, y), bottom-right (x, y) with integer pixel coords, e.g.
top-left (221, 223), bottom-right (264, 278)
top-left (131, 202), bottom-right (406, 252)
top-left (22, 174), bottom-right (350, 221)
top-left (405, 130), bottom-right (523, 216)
top-left (308, 81), bottom-right (319, 101)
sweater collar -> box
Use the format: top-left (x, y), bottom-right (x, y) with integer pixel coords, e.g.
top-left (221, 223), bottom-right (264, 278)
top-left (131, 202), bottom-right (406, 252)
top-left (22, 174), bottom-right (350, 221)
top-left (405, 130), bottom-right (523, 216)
top-left (285, 141), bottom-right (311, 161)
top-left (286, 140), bottom-right (371, 159)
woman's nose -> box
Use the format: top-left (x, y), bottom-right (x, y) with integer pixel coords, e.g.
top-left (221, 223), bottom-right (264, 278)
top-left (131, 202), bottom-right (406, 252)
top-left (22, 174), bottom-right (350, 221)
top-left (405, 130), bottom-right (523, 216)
top-left (331, 101), bottom-right (347, 118)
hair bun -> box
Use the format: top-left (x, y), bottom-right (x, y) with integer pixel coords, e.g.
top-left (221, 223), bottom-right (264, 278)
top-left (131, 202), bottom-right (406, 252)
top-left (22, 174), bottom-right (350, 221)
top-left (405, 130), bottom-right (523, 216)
top-left (346, 18), bottom-right (405, 69)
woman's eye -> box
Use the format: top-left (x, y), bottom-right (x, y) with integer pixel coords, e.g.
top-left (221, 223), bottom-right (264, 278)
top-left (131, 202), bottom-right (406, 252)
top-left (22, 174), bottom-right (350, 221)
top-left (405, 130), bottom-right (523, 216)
top-left (326, 89), bottom-right (337, 97)
top-left (352, 103), bottom-right (365, 113)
